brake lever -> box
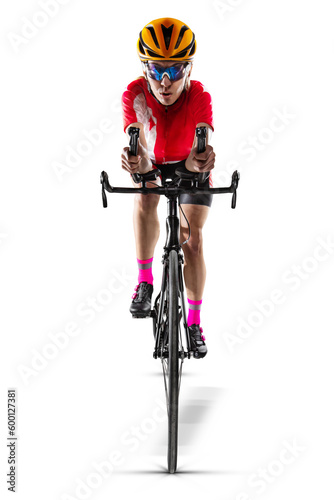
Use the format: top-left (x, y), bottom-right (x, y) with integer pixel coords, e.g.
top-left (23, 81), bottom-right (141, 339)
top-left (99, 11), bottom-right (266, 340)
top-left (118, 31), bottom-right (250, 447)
top-left (231, 170), bottom-right (240, 209)
top-left (231, 191), bottom-right (237, 209)
top-left (232, 170), bottom-right (240, 189)
top-left (100, 171), bottom-right (108, 208)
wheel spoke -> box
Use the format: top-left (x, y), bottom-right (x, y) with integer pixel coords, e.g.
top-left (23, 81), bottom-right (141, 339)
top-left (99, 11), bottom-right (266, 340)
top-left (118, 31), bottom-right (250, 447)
top-left (178, 359), bottom-right (183, 396)
top-left (161, 358), bottom-right (169, 415)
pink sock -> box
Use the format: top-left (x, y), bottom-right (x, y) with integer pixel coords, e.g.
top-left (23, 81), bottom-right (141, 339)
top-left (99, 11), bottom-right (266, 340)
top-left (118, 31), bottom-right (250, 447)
top-left (137, 257), bottom-right (153, 285)
top-left (187, 298), bottom-right (202, 326)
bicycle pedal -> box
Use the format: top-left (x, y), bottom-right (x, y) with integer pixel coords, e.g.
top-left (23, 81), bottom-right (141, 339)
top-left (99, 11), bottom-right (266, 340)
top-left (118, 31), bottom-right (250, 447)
top-left (131, 310), bottom-right (155, 319)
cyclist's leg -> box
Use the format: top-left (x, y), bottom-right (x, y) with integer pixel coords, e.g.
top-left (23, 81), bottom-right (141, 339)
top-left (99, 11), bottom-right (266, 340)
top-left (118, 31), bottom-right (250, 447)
top-left (179, 203), bottom-right (210, 301)
top-left (130, 176), bottom-right (161, 316)
top-left (132, 176), bottom-right (161, 260)
top-left (179, 202), bottom-right (209, 355)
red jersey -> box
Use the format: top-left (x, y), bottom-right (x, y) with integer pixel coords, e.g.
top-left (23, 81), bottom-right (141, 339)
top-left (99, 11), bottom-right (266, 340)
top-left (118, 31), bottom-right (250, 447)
top-left (122, 77), bottom-right (214, 164)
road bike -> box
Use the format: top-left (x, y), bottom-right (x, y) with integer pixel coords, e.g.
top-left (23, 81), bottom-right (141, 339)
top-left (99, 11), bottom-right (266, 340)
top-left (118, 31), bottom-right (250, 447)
top-left (100, 127), bottom-right (240, 473)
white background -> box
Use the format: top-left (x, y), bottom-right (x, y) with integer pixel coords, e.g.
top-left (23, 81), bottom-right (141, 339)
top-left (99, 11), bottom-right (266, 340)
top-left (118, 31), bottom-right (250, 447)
top-left (1, 0), bottom-right (334, 499)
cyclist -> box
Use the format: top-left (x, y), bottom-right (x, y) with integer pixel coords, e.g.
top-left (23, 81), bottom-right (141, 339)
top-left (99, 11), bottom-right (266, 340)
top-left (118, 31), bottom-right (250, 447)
top-left (121, 18), bottom-right (215, 358)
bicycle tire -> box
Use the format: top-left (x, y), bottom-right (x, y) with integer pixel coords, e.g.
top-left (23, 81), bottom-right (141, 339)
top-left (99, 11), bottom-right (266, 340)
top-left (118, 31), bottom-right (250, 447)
top-left (167, 249), bottom-right (179, 473)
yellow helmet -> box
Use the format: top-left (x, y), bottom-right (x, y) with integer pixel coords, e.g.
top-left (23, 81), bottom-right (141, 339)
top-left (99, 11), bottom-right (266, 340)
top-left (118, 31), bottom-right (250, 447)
top-left (137, 18), bottom-right (196, 62)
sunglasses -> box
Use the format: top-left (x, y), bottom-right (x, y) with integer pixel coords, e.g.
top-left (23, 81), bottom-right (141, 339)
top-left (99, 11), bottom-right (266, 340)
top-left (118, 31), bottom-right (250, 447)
top-left (145, 62), bottom-right (190, 82)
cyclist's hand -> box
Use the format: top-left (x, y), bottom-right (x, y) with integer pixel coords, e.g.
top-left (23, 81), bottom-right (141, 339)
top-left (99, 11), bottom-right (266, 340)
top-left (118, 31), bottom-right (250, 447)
top-left (185, 145), bottom-right (216, 173)
top-left (121, 140), bottom-right (152, 174)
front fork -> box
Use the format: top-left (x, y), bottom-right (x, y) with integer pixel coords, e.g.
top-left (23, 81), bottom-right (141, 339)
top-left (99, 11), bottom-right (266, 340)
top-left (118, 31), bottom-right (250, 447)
top-left (153, 249), bottom-right (191, 359)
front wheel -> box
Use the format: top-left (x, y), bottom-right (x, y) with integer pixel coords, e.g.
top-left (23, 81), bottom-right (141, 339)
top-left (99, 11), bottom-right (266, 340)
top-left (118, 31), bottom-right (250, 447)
top-left (167, 250), bottom-right (179, 473)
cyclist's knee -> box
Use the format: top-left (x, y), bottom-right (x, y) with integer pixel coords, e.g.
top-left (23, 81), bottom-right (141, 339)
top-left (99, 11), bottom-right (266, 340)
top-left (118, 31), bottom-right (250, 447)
top-left (182, 228), bottom-right (203, 257)
top-left (134, 193), bottom-right (159, 212)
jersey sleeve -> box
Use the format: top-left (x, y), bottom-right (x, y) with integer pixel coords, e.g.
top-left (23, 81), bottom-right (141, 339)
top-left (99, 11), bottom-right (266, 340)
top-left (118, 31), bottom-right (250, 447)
top-left (190, 81), bottom-right (214, 131)
top-left (121, 78), bottom-right (146, 133)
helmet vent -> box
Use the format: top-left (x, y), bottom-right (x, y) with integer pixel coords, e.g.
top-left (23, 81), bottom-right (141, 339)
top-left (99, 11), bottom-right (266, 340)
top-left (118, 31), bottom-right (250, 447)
top-left (170, 48), bottom-right (188, 59)
top-left (147, 49), bottom-right (164, 58)
top-left (175, 25), bottom-right (189, 50)
top-left (161, 23), bottom-right (174, 51)
top-left (189, 41), bottom-right (196, 56)
top-left (138, 40), bottom-right (145, 55)
top-left (146, 25), bottom-right (160, 49)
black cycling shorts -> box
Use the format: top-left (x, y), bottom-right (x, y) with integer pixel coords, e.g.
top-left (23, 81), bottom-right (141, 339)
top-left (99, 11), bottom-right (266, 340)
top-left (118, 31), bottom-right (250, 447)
top-left (152, 160), bottom-right (213, 208)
